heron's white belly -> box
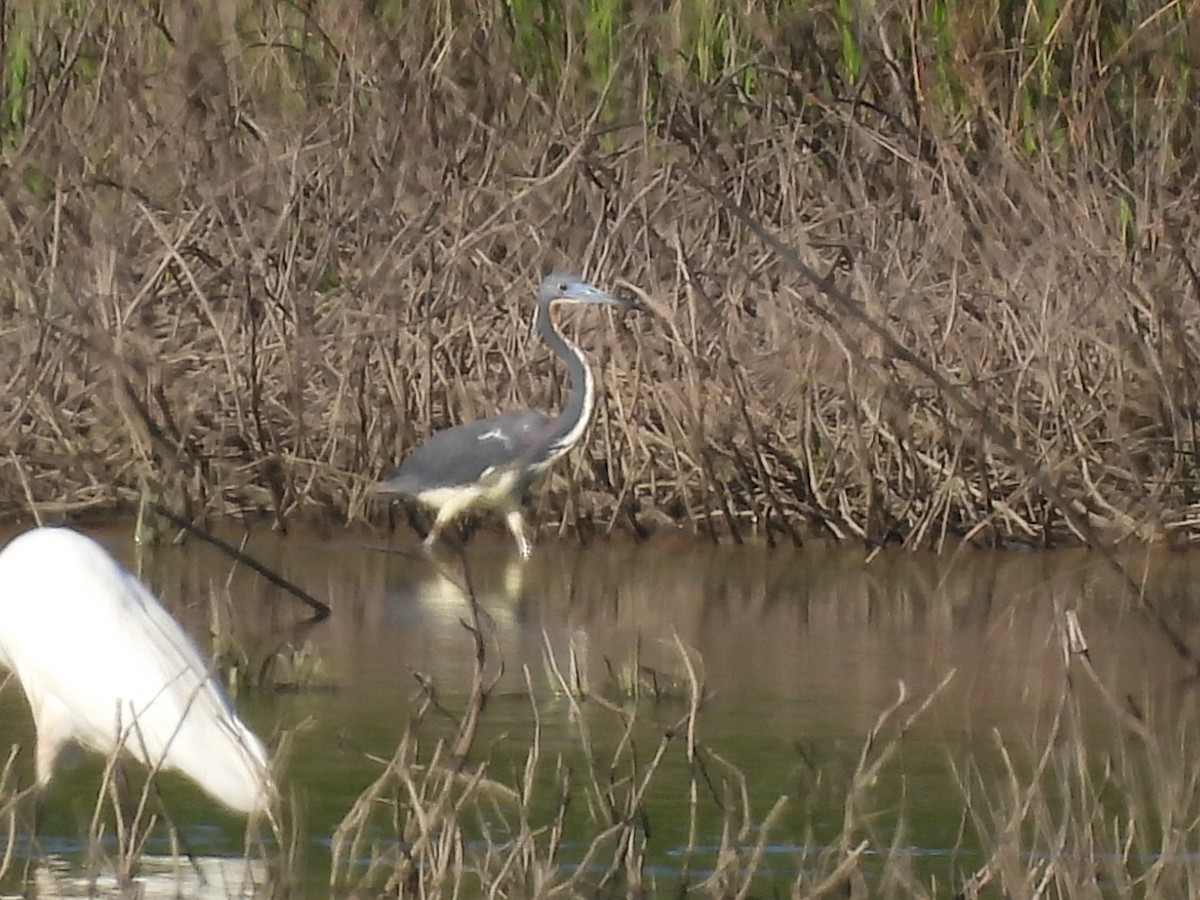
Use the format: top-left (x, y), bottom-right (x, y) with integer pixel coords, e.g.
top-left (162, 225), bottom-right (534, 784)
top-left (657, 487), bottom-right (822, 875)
top-left (417, 469), bottom-right (522, 517)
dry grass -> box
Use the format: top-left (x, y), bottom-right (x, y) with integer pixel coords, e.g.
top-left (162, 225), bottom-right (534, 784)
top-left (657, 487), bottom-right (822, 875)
top-left (313, 566), bottom-right (1200, 897)
top-left (324, 547), bottom-right (949, 897)
top-left (1, 0), bottom-right (1198, 551)
top-left (2, 545), bottom-right (1200, 894)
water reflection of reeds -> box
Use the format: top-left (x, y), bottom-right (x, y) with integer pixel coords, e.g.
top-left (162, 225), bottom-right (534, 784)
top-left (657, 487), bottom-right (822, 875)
top-left (59, 527), bottom-right (1200, 733)
top-left (5, 527), bottom-right (1200, 894)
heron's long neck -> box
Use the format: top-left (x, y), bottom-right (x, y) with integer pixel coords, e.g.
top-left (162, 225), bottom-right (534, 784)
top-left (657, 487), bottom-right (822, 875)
top-left (537, 299), bottom-right (595, 460)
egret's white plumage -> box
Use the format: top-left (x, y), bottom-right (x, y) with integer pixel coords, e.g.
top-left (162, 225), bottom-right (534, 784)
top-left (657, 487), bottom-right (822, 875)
top-left (0, 526), bottom-right (274, 814)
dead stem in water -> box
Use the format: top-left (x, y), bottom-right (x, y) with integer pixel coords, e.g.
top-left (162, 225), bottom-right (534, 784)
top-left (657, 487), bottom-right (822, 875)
top-left (0, 551), bottom-right (1199, 894)
top-left (322, 543), bottom-right (968, 897)
top-left (949, 610), bottom-right (1200, 898)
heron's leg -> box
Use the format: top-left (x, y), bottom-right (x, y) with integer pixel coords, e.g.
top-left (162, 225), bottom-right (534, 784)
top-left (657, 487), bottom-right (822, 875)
top-left (504, 509), bottom-right (533, 560)
top-left (424, 508), bottom-right (455, 553)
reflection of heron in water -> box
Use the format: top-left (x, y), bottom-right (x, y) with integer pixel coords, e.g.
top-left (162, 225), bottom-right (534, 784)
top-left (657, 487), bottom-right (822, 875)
top-left (383, 552), bottom-right (528, 657)
top-left (379, 548), bottom-right (599, 697)
top-left (375, 274), bottom-right (638, 559)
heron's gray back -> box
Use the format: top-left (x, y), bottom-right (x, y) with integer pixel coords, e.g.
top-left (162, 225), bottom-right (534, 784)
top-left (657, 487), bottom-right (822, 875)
top-left (381, 410), bottom-right (552, 495)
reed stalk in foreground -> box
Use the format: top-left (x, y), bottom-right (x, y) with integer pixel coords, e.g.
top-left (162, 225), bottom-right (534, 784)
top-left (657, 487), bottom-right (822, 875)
top-left (0, 554), bottom-right (1199, 895)
top-left (322, 542), bottom-right (964, 897)
top-left (950, 607), bottom-right (1200, 898)
top-left (316, 563), bottom-right (1200, 897)
top-left (326, 544), bottom-right (803, 895)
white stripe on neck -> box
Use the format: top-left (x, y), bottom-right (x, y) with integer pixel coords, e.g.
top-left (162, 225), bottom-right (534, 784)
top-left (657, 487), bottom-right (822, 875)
top-left (545, 334), bottom-right (594, 463)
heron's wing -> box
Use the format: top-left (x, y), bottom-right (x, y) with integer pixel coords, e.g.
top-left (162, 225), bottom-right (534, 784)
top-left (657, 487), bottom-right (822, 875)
top-left (0, 527), bottom-right (272, 813)
top-left (380, 410), bottom-right (552, 494)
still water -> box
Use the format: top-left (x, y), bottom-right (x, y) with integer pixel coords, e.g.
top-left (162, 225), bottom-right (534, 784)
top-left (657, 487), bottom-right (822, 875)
top-left (1, 525), bottom-right (1198, 896)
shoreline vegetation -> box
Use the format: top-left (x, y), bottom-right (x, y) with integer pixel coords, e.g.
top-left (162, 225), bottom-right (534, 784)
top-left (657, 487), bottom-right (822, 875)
top-left (3, 5), bottom-right (1200, 893)
top-left (2, 0), bottom-right (1199, 550)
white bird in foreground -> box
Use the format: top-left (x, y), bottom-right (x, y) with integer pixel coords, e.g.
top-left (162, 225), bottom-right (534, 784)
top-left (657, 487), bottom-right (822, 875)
top-left (0, 526), bottom-right (274, 815)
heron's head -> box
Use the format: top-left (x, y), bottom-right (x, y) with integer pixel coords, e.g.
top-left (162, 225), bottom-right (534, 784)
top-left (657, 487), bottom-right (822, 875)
top-left (538, 273), bottom-right (625, 309)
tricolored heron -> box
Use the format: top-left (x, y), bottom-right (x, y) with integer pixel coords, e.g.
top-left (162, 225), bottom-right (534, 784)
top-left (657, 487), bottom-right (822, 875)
top-left (0, 526), bottom-right (274, 815)
top-left (376, 273), bottom-right (633, 558)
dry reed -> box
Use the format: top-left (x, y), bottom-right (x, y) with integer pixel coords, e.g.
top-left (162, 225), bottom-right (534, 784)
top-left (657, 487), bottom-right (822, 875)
top-left (0, 0), bottom-right (1196, 550)
top-left (0, 546), bottom-right (1198, 894)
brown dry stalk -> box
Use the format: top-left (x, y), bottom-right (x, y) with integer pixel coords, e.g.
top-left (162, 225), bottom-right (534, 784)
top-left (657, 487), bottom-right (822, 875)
top-left (1, 0), bottom-right (1198, 555)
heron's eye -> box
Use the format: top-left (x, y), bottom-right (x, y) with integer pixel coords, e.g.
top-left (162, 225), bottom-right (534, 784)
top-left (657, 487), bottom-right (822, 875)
top-left (558, 282), bottom-right (568, 293)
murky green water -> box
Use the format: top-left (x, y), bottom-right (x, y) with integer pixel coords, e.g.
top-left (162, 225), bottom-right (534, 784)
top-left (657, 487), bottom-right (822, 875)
top-left (1, 526), bottom-right (1197, 896)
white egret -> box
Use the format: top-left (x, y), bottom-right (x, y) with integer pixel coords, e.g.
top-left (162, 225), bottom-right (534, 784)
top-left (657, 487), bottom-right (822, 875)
top-left (0, 526), bottom-right (274, 814)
